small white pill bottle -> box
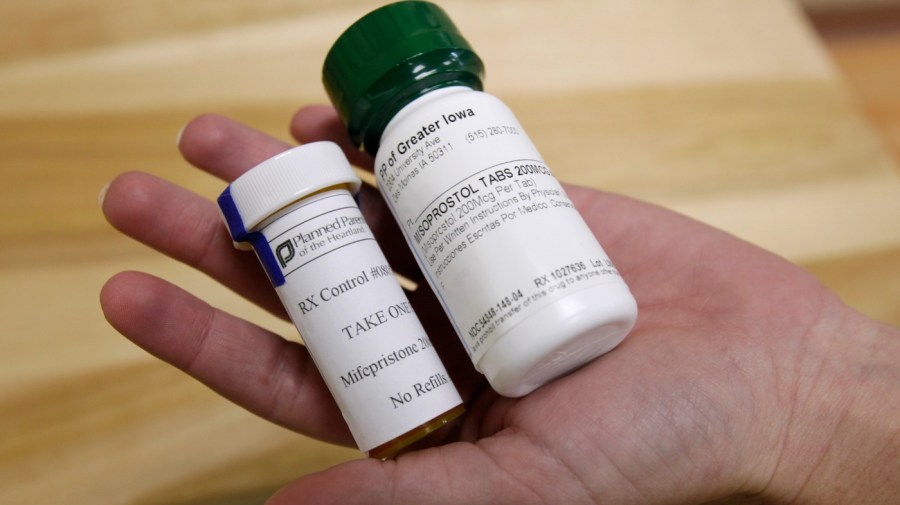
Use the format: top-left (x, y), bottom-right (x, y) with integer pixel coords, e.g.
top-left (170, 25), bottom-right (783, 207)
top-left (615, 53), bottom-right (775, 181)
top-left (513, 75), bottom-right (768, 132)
top-left (323, 2), bottom-right (638, 397)
top-left (218, 142), bottom-right (464, 459)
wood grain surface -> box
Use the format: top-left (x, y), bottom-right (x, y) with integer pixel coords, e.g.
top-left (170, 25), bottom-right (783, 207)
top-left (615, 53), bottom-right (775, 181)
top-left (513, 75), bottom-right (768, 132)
top-left (1, 1), bottom-right (898, 503)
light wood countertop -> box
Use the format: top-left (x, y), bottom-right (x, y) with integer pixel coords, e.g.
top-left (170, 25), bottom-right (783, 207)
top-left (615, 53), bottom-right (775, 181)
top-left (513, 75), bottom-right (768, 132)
top-left (2, 1), bottom-right (898, 503)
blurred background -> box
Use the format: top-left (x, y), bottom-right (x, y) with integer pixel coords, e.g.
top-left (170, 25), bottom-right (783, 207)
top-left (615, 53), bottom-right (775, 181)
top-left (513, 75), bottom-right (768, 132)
top-left (1, 0), bottom-right (898, 503)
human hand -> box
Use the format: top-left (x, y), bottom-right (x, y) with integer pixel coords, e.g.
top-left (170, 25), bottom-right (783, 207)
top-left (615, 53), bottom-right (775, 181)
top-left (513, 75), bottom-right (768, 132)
top-left (100, 108), bottom-right (900, 504)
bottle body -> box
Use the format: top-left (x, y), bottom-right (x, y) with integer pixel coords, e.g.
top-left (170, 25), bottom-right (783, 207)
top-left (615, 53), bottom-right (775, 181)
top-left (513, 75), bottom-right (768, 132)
top-left (374, 87), bottom-right (637, 397)
top-left (237, 184), bottom-right (462, 457)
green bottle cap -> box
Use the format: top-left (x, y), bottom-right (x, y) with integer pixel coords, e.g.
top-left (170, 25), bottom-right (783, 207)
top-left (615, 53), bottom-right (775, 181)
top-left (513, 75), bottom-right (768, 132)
top-left (323, 1), bottom-right (484, 155)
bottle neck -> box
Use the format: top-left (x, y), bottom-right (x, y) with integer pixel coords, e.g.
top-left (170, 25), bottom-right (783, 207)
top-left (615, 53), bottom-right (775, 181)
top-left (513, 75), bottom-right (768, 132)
top-left (378, 86), bottom-right (474, 149)
top-left (342, 49), bottom-right (483, 156)
top-left (358, 78), bottom-right (481, 156)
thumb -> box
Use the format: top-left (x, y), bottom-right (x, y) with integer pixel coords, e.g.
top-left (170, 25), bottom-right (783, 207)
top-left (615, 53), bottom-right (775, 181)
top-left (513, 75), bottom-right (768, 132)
top-left (265, 439), bottom-right (582, 505)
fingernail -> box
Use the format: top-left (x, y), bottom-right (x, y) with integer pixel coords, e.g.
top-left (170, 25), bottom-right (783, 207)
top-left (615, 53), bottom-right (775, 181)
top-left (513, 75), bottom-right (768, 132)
top-left (175, 124), bottom-right (187, 148)
top-left (98, 180), bottom-right (111, 208)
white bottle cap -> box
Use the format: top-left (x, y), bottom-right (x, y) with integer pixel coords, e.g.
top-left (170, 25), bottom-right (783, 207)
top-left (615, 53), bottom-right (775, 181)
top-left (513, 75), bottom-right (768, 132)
top-left (218, 141), bottom-right (362, 242)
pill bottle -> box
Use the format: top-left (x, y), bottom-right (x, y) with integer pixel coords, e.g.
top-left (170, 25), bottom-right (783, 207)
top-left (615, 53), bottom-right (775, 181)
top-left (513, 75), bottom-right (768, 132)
top-left (218, 142), bottom-right (463, 458)
top-left (322, 2), bottom-right (638, 397)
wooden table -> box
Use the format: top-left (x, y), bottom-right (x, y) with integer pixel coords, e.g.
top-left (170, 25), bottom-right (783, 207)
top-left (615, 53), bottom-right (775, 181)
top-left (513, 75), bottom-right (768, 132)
top-left (2, 1), bottom-right (898, 503)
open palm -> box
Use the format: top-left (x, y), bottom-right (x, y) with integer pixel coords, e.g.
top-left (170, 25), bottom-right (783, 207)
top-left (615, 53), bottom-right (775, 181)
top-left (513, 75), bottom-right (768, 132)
top-left (101, 107), bottom-right (893, 504)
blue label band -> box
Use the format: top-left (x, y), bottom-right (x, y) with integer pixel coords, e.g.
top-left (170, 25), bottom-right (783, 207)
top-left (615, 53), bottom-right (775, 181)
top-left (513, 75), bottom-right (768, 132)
top-left (217, 186), bottom-right (287, 287)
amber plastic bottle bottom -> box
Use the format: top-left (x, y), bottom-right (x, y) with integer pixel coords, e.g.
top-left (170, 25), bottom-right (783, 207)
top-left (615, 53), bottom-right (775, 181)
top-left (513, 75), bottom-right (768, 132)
top-left (367, 403), bottom-right (465, 460)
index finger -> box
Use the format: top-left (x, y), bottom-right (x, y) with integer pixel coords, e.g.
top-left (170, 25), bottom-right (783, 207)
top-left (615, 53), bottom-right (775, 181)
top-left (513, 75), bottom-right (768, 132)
top-left (179, 113), bottom-right (294, 182)
top-left (290, 105), bottom-right (374, 170)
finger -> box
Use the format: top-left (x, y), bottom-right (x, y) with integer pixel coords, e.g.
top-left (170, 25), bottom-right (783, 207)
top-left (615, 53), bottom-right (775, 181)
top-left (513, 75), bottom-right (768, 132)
top-left (267, 439), bottom-right (585, 505)
top-left (179, 113), bottom-right (293, 182)
top-left (100, 270), bottom-right (352, 445)
top-left (290, 105), bottom-right (373, 170)
top-left (102, 171), bottom-right (286, 317)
